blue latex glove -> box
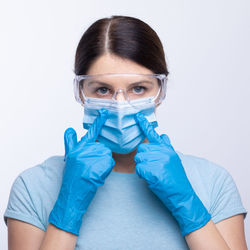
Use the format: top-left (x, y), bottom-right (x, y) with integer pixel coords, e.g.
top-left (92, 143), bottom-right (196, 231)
top-left (48, 109), bottom-right (115, 236)
top-left (134, 113), bottom-right (211, 237)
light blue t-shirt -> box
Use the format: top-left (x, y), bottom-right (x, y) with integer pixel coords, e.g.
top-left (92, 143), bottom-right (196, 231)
top-left (4, 151), bottom-right (247, 250)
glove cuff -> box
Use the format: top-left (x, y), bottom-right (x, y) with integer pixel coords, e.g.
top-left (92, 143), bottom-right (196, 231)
top-left (173, 193), bottom-right (211, 237)
top-left (48, 202), bottom-right (85, 236)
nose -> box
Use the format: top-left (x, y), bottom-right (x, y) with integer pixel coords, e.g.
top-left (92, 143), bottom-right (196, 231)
top-left (116, 93), bottom-right (126, 101)
top-left (113, 89), bottom-right (127, 101)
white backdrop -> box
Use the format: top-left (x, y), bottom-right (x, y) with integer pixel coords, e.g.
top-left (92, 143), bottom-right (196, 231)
top-left (0, 0), bottom-right (249, 248)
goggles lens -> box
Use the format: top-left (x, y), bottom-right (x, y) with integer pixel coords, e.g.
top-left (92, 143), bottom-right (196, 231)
top-left (74, 73), bottom-right (167, 105)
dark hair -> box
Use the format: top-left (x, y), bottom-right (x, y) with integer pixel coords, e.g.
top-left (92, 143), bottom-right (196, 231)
top-left (74, 15), bottom-right (169, 77)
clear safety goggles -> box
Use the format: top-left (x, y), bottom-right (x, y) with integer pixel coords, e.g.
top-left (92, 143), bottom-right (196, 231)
top-left (73, 73), bottom-right (167, 107)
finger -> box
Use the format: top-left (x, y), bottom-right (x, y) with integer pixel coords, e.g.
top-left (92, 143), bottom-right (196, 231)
top-left (135, 162), bottom-right (154, 182)
top-left (135, 112), bottom-right (162, 143)
top-left (137, 142), bottom-right (165, 153)
top-left (134, 152), bottom-right (148, 163)
top-left (160, 134), bottom-right (171, 146)
top-left (135, 162), bottom-right (146, 180)
top-left (80, 108), bottom-right (109, 144)
top-left (137, 142), bottom-right (151, 153)
top-left (64, 128), bottom-right (78, 156)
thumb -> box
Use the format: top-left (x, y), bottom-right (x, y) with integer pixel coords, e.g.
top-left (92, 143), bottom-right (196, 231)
top-left (160, 134), bottom-right (171, 146)
top-left (64, 128), bottom-right (77, 158)
top-left (160, 134), bottom-right (175, 151)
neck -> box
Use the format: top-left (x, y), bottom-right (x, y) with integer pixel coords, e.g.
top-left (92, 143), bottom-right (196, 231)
top-left (112, 150), bottom-right (136, 173)
top-left (111, 138), bottom-right (148, 173)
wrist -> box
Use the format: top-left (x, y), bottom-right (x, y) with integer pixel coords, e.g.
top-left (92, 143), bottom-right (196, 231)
top-left (172, 192), bottom-right (211, 237)
top-left (49, 204), bottom-right (84, 236)
top-left (151, 185), bottom-right (211, 237)
top-left (48, 200), bottom-right (85, 236)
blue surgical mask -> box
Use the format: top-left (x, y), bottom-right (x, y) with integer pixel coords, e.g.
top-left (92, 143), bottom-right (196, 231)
top-left (82, 97), bottom-right (158, 154)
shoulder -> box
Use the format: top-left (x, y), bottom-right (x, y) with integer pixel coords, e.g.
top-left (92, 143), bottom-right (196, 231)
top-left (9, 154), bottom-right (65, 199)
top-left (18, 155), bottom-right (65, 183)
top-left (176, 150), bottom-right (234, 198)
top-left (4, 155), bottom-right (65, 231)
top-left (176, 150), bottom-right (247, 223)
top-left (175, 150), bottom-right (230, 203)
top-left (16, 155), bottom-right (65, 201)
top-left (176, 150), bottom-right (229, 182)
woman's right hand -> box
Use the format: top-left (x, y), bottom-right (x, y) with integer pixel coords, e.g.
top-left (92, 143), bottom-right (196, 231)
top-left (48, 108), bottom-right (115, 236)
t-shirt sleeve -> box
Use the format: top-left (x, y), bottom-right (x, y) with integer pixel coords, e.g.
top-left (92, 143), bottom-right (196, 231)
top-left (3, 174), bottom-right (46, 231)
top-left (209, 167), bottom-right (248, 224)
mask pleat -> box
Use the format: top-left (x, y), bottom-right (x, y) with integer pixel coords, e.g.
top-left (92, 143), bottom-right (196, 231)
top-left (82, 97), bottom-right (158, 154)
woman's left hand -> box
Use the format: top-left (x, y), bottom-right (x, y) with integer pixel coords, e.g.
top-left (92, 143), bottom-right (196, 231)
top-left (134, 113), bottom-right (211, 237)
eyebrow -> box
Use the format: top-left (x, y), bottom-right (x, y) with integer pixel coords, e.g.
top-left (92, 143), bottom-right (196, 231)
top-left (86, 80), bottom-right (154, 88)
top-left (87, 81), bottom-right (112, 88)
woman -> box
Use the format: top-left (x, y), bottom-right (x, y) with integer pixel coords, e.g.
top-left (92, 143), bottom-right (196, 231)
top-left (4, 15), bottom-right (248, 250)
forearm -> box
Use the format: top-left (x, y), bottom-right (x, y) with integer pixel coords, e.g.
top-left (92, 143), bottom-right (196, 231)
top-left (39, 223), bottom-right (77, 250)
top-left (185, 219), bottom-right (230, 250)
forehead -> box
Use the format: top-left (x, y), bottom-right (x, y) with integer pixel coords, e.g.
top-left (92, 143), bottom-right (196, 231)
top-left (86, 53), bottom-right (154, 75)
top-left (83, 74), bottom-right (158, 89)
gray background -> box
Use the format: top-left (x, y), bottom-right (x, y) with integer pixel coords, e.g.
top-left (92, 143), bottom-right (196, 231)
top-left (0, 0), bottom-right (249, 248)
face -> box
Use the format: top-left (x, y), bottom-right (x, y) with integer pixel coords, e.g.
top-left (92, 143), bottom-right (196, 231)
top-left (84, 53), bottom-right (159, 102)
top-left (81, 53), bottom-right (161, 151)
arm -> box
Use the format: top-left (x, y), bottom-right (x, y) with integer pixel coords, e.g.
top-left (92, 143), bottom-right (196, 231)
top-left (7, 219), bottom-right (77, 250)
top-left (7, 109), bottom-right (114, 249)
top-left (40, 223), bottom-right (77, 250)
top-left (134, 113), bottom-right (248, 248)
top-left (185, 214), bottom-right (248, 250)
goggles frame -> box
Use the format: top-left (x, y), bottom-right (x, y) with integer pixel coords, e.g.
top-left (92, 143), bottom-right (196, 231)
top-left (73, 73), bottom-right (167, 106)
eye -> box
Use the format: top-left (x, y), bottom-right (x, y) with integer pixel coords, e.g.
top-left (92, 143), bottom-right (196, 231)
top-left (96, 87), bottom-right (110, 95)
top-left (132, 86), bottom-right (146, 94)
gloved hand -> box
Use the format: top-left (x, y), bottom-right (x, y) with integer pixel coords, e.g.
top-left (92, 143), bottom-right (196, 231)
top-left (134, 113), bottom-right (211, 237)
top-left (49, 109), bottom-right (115, 236)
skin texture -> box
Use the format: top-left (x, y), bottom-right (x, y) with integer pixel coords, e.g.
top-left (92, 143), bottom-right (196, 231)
top-left (7, 53), bottom-right (248, 249)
